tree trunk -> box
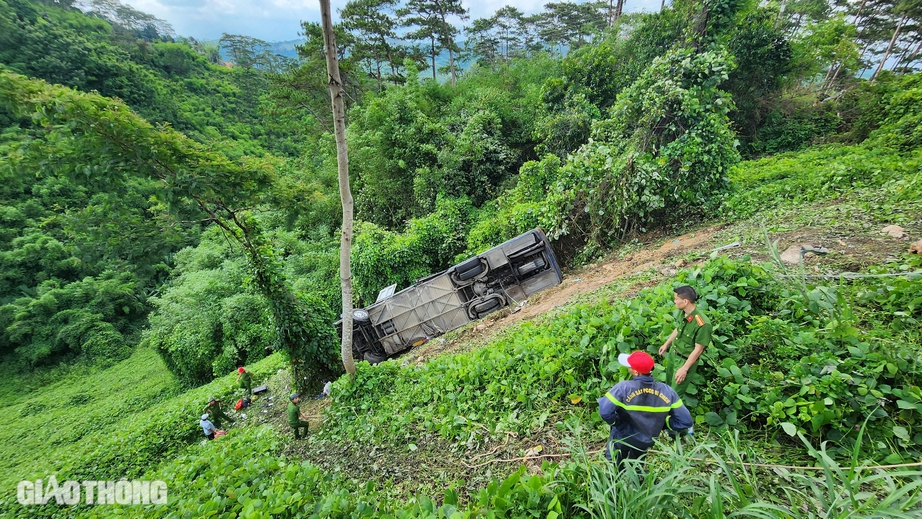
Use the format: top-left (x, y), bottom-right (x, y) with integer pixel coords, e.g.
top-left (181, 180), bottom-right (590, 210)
top-left (824, 64), bottom-right (842, 95)
top-left (894, 37), bottom-right (913, 70)
top-left (852, 0), bottom-right (867, 26)
top-left (775, 0), bottom-right (787, 30)
top-left (386, 42), bottom-right (398, 85)
top-left (907, 38), bottom-right (922, 67)
top-left (374, 49), bottom-right (383, 90)
top-left (872, 15), bottom-right (907, 81)
top-left (430, 35), bottom-right (437, 80)
top-left (447, 45), bottom-right (457, 86)
top-left (319, 0), bottom-right (356, 376)
top-left (438, 12), bottom-right (458, 87)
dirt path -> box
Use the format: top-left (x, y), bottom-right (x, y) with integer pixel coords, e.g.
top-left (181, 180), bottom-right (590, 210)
top-left (411, 224), bottom-right (727, 363)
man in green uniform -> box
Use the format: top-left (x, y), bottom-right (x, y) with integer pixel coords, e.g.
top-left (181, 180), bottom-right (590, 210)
top-left (237, 367), bottom-right (253, 396)
top-left (287, 393), bottom-right (310, 439)
top-left (658, 285), bottom-right (712, 404)
top-left (204, 397), bottom-right (234, 428)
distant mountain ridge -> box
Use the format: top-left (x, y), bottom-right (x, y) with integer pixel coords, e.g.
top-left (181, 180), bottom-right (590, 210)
top-left (206, 37), bottom-right (461, 77)
top-left (203, 39), bottom-right (306, 61)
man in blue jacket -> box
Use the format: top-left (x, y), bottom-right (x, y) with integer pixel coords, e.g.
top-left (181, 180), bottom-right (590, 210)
top-left (598, 351), bottom-right (693, 468)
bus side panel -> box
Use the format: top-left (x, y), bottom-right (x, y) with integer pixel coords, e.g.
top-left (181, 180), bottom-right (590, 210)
top-left (366, 273), bottom-right (469, 355)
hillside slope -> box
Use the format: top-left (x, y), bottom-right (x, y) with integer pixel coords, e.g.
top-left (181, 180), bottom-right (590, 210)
top-left (2, 143), bottom-right (920, 517)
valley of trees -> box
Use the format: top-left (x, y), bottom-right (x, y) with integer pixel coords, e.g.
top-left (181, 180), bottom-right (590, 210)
top-left (2, 0), bottom-right (922, 516)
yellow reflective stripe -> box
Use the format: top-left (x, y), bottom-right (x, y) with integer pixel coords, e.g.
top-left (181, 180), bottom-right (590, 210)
top-left (605, 391), bottom-right (683, 412)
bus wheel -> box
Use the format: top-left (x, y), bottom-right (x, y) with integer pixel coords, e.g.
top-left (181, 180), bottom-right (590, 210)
top-left (454, 257), bottom-right (486, 282)
top-left (364, 352), bottom-right (388, 364)
top-left (469, 296), bottom-right (504, 319)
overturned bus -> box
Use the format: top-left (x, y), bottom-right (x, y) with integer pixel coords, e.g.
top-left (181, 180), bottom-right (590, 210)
top-left (343, 229), bottom-right (563, 363)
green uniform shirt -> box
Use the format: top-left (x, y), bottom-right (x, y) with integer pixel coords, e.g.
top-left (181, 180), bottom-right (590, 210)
top-left (673, 307), bottom-right (712, 357)
top-left (240, 371), bottom-right (252, 389)
top-left (288, 401), bottom-right (301, 427)
top-left (667, 307), bottom-right (712, 401)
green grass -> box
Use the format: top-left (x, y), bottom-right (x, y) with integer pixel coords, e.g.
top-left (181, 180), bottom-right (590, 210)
top-left (1, 348), bottom-right (179, 492)
top-left (0, 348), bottom-right (289, 516)
top-left (723, 145), bottom-right (921, 226)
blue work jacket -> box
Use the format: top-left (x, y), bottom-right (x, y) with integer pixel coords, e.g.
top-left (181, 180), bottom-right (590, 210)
top-left (598, 375), bottom-right (693, 454)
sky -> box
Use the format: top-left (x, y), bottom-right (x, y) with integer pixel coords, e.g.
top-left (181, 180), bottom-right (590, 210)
top-left (127, 0), bottom-right (663, 43)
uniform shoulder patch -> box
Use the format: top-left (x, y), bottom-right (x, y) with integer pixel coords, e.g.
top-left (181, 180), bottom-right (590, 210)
top-left (695, 315), bottom-right (705, 326)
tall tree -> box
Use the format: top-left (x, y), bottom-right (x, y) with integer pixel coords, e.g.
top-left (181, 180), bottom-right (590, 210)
top-left (400, 0), bottom-right (468, 85)
top-left (341, 0), bottom-right (402, 87)
top-left (464, 17), bottom-right (500, 65)
top-left (219, 33), bottom-right (272, 69)
top-left (78, 0), bottom-right (175, 40)
top-left (539, 1), bottom-right (608, 50)
top-left (494, 6), bottom-right (524, 60)
top-left (319, 0), bottom-right (357, 376)
top-left (267, 21), bottom-right (364, 136)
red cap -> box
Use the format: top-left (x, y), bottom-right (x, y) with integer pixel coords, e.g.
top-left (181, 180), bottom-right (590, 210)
top-left (238, 367), bottom-right (245, 373)
top-left (618, 351), bottom-right (655, 374)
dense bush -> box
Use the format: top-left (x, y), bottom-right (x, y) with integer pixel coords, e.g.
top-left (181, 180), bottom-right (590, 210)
top-left (839, 72), bottom-right (922, 148)
top-left (464, 155), bottom-right (562, 256)
top-left (552, 47), bottom-right (738, 252)
top-left (864, 73), bottom-right (922, 151)
top-left (348, 58), bottom-right (552, 229)
top-left (145, 232), bottom-right (276, 385)
top-left (743, 102), bottom-right (840, 156)
top-left (1, 271), bottom-right (145, 366)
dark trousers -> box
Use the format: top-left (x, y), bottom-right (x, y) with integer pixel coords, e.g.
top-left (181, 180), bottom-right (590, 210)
top-left (291, 420), bottom-right (309, 439)
top-left (614, 443), bottom-right (646, 469)
top-left (209, 410), bottom-right (234, 428)
top-left (206, 432), bottom-right (215, 440)
top-left (607, 438), bottom-right (649, 471)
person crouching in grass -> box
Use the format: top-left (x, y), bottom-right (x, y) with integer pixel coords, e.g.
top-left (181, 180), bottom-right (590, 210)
top-left (598, 351), bottom-right (693, 469)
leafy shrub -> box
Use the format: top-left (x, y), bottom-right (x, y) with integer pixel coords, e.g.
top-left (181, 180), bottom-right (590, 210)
top-left (348, 71), bottom-right (449, 228)
top-left (745, 102), bottom-right (840, 156)
top-left (856, 254), bottom-right (922, 331)
top-left (351, 198), bottom-right (475, 305)
top-left (145, 232), bottom-right (276, 386)
top-left (464, 155), bottom-right (562, 257)
top-left (839, 72), bottom-right (922, 148)
top-left (865, 74), bottom-right (922, 152)
top-left (551, 47), bottom-right (739, 248)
